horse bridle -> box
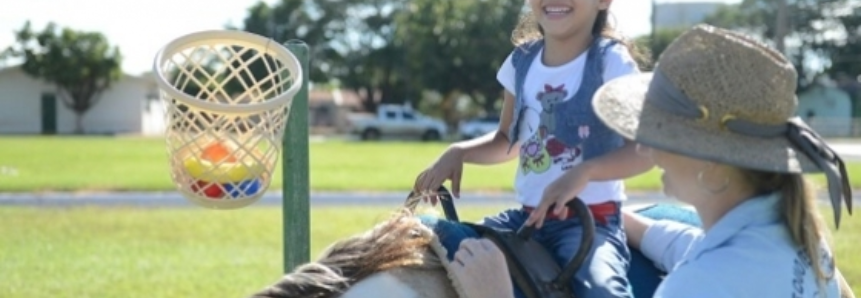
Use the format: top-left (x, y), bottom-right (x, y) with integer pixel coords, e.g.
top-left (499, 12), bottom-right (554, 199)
top-left (404, 186), bottom-right (461, 222)
top-left (405, 186), bottom-right (596, 298)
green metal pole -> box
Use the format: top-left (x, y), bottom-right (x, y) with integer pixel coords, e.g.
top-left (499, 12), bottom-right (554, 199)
top-left (283, 40), bottom-right (310, 274)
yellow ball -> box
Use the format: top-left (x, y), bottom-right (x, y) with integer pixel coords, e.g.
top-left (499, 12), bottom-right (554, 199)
top-left (183, 157), bottom-right (265, 183)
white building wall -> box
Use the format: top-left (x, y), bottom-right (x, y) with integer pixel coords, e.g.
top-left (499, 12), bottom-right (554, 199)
top-left (0, 67), bottom-right (155, 134)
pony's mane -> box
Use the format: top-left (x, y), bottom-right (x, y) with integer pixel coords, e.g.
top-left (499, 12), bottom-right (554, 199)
top-left (249, 209), bottom-right (442, 298)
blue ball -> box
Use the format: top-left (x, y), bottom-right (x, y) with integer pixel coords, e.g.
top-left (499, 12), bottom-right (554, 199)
top-left (224, 179), bottom-right (261, 198)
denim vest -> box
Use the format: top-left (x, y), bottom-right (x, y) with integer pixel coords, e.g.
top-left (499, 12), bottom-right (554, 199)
top-left (506, 37), bottom-right (624, 161)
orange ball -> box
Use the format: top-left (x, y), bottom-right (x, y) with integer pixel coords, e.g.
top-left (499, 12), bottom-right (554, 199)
top-left (201, 142), bottom-right (237, 163)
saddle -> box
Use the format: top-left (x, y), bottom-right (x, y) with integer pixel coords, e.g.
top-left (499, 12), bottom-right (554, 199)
top-left (406, 186), bottom-right (595, 298)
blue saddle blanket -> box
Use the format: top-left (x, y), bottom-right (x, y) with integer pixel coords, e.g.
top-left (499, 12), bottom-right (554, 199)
top-left (417, 204), bottom-right (701, 298)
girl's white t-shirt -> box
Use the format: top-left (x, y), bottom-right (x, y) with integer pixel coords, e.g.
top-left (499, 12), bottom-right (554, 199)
top-left (496, 43), bottom-right (640, 207)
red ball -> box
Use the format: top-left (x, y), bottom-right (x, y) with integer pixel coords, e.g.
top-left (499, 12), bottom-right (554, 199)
top-left (191, 180), bottom-right (224, 199)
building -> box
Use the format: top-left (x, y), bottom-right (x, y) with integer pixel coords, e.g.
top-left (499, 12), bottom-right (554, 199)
top-left (0, 66), bottom-right (161, 135)
top-left (654, 1), bottom-right (725, 30)
top-left (0, 65), bottom-right (363, 136)
top-left (308, 88), bottom-right (362, 134)
top-left (797, 79), bottom-right (855, 137)
top-left (834, 72), bottom-right (861, 117)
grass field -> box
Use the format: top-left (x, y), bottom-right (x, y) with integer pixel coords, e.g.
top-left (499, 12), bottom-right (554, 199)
top-left (0, 205), bottom-right (857, 298)
top-left (1, 136), bottom-right (860, 193)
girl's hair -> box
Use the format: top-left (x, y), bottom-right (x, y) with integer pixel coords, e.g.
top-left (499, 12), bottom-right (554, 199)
top-left (742, 170), bottom-right (833, 287)
top-left (511, 7), bottom-right (651, 69)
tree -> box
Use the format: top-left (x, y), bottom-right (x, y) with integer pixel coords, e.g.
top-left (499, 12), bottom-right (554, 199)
top-left (1, 21), bottom-right (122, 134)
top-left (234, 0), bottom-right (350, 84)
top-left (818, 4), bottom-right (861, 79)
top-left (330, 0), bottom-right (415, 112)
top-left (702, 0), bottom-right (857, 91)
top-left (235, 0), bottom-right (412, 112)
top-left (395, 0), bottom-right (523, 120)
top-left (634, 28), bottom-right (686, 71)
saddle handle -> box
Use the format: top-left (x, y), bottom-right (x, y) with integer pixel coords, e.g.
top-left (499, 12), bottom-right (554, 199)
top-left (516, 198), bottom-right (596, 291)
top-left (404, 185), bottom-right (460, 222)
top-left (554, 198), bottom-right (595, 289)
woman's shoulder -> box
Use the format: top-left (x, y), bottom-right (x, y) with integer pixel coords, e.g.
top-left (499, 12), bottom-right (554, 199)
top-left (693, 222), bottom-right (798, 269)
top-left (663, 241), bottom-right (840, 298)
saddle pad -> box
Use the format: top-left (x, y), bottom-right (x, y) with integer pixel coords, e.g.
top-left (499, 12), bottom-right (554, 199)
top-left (417, 203), bottom-right (703, 298)
top-left (626, 204), bottom-right (701, 298)
top-left (418, 215), bottom-right (480, 260)
top-left (419, 215), bottom-right (480, 298)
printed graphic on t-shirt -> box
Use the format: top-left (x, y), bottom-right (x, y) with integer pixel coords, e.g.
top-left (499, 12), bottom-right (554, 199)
top-left (791, 246), bottom-right (836, 298)
top-left (520, 83), bottom-right (584, 175)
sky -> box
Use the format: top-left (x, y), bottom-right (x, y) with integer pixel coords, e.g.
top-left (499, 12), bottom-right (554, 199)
top-left (0, 0), bottom-right (740, 76)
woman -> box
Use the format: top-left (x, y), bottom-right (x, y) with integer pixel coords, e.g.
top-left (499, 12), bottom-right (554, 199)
top-left (448, 24), bottom-right (855, 298)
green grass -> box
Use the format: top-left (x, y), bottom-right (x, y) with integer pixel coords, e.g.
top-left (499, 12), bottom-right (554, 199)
top-left (0, 136), bottom-right (860, 192)
top-left (0, 205), bottom-right (506, 298)
top-left (0, 205), bottom-right (857, 297)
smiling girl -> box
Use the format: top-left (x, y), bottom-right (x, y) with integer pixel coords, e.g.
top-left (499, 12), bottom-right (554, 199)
top-left (414, 1), bottom-right (653, 297)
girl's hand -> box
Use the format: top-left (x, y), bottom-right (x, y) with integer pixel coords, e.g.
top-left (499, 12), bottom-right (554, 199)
top-left (413, 146), bottom-right (465, 204)
top-left (524, 164), bottom-right (592, 229)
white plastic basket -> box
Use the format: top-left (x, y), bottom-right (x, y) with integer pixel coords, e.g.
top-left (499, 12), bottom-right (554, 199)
top-left (152, 30), bottom-right (302, 209)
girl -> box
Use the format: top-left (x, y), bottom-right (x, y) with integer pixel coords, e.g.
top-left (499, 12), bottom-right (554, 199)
top-left (414, 1), bottom-right (653, 297)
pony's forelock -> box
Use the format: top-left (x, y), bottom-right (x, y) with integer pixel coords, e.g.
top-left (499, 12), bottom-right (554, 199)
top-left (249, 209), bottom-right (442, 298)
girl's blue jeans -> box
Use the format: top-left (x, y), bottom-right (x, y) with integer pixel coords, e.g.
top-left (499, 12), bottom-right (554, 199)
top-left (480, 204), bottom-right (633, 298)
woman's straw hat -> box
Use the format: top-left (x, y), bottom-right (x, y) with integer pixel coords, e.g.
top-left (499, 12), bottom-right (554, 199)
top-left (592, 24), bottom-right (852, 227)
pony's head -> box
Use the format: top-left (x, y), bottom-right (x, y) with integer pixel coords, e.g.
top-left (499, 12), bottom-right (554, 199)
top-left (249, 209), bottom-right (445, 298)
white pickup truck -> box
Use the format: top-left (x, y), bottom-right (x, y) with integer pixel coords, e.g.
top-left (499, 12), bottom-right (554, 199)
top-left (349, 105), bottom-right (448, 141)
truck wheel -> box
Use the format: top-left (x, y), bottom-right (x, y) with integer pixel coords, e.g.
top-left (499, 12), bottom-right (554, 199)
top-left (362, 128), bottom-right (381, 141)
top-left (422, 129), bottom-right (441, 141)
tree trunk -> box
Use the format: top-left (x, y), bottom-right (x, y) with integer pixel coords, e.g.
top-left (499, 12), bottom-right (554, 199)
top-left (774, 0), bottom-right (788, 53)
top-left (441, 90), bottom-right (461, 130)
top-left (360, 87), bottom-right (378, 113)
top-left (74, 112), bottom-right (85, 134)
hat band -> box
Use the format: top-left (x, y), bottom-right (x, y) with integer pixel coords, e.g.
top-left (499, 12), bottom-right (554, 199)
top-left (646, 68), bottom-right (853, 228)
top-left (645, 70), bottom-right (708, 120)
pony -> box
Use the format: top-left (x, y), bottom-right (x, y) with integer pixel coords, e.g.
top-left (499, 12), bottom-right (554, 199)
top-left (246, 201), bottom-right (705, 298)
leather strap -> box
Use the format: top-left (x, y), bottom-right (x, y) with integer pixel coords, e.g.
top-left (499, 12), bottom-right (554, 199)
top-left (517, 198), bottom-right (595, 292)
top-left (405, 185), bottom-right (460, 222)
top-left (465, 222), bottom-right (550, 298)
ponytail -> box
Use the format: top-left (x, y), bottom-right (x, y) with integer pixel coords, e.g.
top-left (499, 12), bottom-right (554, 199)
top-left (743, 171), bottom-right (833, 287)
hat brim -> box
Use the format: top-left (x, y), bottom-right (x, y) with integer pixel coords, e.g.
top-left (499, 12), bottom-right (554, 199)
top-left (593, 73), bottom-right (818, 174)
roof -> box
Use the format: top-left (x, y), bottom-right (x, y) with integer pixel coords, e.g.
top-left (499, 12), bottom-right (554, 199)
top-left (309, 88), bottom-right (361, 107)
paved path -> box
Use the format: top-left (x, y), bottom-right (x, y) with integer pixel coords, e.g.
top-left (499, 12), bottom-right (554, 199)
top-left (830, 143), bottom-right (861, 161)
top-left (0, 191), bottom-right (570, 207)
top-left (1, 191), bottom-right (858, 208)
